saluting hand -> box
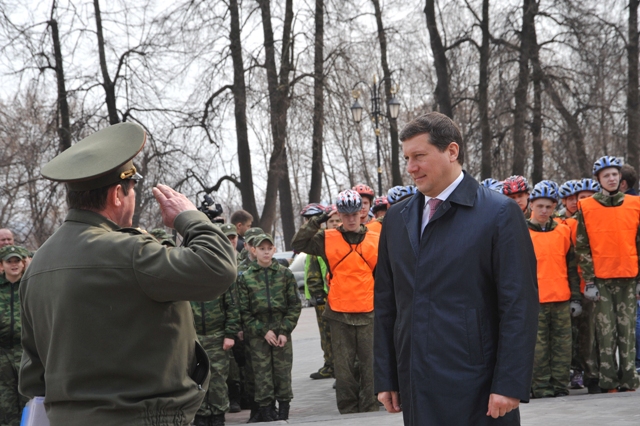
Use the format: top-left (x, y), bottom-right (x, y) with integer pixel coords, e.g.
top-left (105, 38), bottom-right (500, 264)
top-left (152, 184), bottom-right (197, 229)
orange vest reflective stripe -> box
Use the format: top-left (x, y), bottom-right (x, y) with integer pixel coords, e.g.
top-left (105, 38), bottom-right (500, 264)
top-left (324, 229), bottom-right (379, 313)
top-left (562, 217), bottom-right (585, 292)
top-left (579, 196), bottom-right (640, 279)
top-left (529, 224), bottom-right (572, 303)
top-left (366, 220), bottom-right (382, 234)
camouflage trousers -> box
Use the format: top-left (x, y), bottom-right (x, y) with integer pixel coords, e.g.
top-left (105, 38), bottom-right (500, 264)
top-left (314, 304), bottom-right (333, 372)
top-left (571, 297), bottom-right (599, 380)
top-left (595, 279), bottom-right (640, 390)
top-left (196, 332), bottom-right (230, 416)
top-left (247, 336), bottom-right (294, 407)
top-left (532, 301), bottom-right (572, 397)
top-left (0, 347), bottom-right (26, 426)
top-left (329, 320), bottom-right (377, 414)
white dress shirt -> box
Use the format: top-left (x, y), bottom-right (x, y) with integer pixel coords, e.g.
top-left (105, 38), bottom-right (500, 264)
top-left (421, 171), bottom-right (465, 233)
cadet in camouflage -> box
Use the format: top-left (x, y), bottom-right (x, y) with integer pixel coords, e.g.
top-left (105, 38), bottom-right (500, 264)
top-left (0, 245), bottom-right (28, 426)
top-left (191, 280), bottom-right (241, 425)
top-left (237, 234), bottom-right (301, 422)
top-left (237, 227), bottom-right (264, 264)
top-left (575, 177), bottom-right (640, 392)
top-left (305, 254), bottom-right (333, 379)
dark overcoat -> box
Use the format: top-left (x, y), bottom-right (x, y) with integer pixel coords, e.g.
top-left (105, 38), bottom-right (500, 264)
top-left (374, 172), bottom-right (539, 426)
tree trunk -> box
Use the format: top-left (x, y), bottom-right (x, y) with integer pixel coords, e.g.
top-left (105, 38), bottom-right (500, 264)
top-left (93, 0), bottom-right (119, 124)
top-left (372, 0), bottom-right (402, 188)
top-left (512, 0), bottom-right (535, 176)
top-left (229, 0), bottom-right (259, 222)
top-left (48, 13), bottom-right (71, 151)
top-left (479, 0), bottom-right (492, 179)
top-left (531, 17), bottom-right (543, 184)
top-left (257, 0), bottom-right (295, 237)
top-left (424, 0), bottom-right (453, 118)
top-left (279, 150), bottom-right (296, 249)
top-left (628, 0), bottom-right (639, 181)
top-left (308, 0), bottom-right (324, 203)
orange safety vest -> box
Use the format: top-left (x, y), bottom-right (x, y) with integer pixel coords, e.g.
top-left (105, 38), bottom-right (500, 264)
top-left (529, 224), bottom-right (572, 303)
top-left (366, 220), bottom-right (382, 234)
top-left (324, 228), bottom-right (379, 313)
top-left (579, 196), bottom-right (640, 279)
top-left (562, 217), bottom-right (585, 292)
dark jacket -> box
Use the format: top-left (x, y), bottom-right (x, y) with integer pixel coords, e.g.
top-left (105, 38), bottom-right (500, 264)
top-left (374, 172), bottom-right (539, 426)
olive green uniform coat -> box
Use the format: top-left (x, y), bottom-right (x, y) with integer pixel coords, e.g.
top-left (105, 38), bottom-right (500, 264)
top-left (19, 209), bottom-right (237, 426)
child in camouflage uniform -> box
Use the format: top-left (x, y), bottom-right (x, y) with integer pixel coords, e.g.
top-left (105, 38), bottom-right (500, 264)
top-left (238, 234), bottom-right (301, 422)
top-left (0, 245), bottom-right (29, 426)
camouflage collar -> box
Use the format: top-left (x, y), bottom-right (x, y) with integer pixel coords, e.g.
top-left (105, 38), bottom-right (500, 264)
top-left (526, 218), bottom-right (558, 232)
top-left (247, 259), bottom-right (280, 272)
top-left (593, 191), bottom-right (625, 207)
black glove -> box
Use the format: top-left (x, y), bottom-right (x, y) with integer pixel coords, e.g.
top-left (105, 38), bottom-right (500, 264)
top-left (314, 294), bottom-right (326, 306)
top-left (317, 213), bottom-right (330, 224)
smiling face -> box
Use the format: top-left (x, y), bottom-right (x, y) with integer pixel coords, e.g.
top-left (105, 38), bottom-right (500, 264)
top-left (2, 257), bottom-right (25, 282)
top-left (597, 167), bottom-right (621, 193)
top-left (403, 133), bottom-right (461, 198)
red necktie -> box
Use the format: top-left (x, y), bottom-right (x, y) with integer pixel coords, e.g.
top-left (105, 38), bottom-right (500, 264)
top-left (428, 198), bottom-right (443, 220)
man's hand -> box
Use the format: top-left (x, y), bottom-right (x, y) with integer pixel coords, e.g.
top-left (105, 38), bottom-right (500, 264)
top-left (486, 393), bottom-right (519, 419)
top-left (223, 338), bottom-right (235, 351)
top-left (264, 330), bottom-right (278, 346)
top-left (277, 334), bottom-right (288, 347)
top-left (152, 184), bottom-right (197, 229)
top-left (378, 391), bottom-right (401, 413)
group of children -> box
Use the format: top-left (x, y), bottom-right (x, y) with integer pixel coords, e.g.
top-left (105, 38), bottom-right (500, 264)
top-left (484, 156), bottom-right (640, 398)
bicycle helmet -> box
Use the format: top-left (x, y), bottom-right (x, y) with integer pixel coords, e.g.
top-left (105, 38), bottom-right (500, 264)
top-left (299, 203), bottom-right (325, 217)
top-left (336, 189), bottom-right (362, 214)
top-left (352, 183), bottom-right (375, 201)
top-left (578, 178), bottom-right (601, 193)
top-left (481, 178), bottom-right (503, 193)
top-left (592, 156), bottom-right (622, 176)
top-left (387, 185), bottom-right (417, 205)
top-left (325, 204), bottom-right (337, 214)
top-left (529, 182), bottom-right (559, 202)
top-left (502, 175), bottom-right (530, 195)
top-left (371, 196), bottom-right (389, 213)
top-left (540, 180), bottom-right (559, 193)
top-left (558, 180), bottom-right (581, 199)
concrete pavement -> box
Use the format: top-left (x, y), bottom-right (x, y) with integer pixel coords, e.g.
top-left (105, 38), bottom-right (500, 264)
top-left (225, 307), bottom-right (640, 425)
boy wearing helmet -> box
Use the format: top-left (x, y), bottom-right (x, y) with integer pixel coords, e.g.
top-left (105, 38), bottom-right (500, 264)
top-left (353, 184), bottom-right (375, 225)
top-left (502, 175), bottom-right (531, 214)
top-left (292, 190), bottom-right (380, 414)
top-left (575, 156), bottom-right (640, 392)
top-left (366, 197), bottom-right (389, 235)
top-left (527, 183), bottom-right (581, 398)
top-left (299, 204), bottom-right (334, 380)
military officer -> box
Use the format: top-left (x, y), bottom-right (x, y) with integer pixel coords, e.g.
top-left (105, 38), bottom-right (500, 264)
top-left (19, 122), bottom-right (238, 426)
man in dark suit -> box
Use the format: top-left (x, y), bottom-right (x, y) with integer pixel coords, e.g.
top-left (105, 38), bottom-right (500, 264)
top-left (374, 112), bottom-right (539, 425)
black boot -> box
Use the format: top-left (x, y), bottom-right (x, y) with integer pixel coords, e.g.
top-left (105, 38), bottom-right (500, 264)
top-left (259, 405), bottom-right (278, 422)
top-left (247, 402), bottom-right (261, 423)
top-left (277, 401), bottom-right (290, 421)
top-left (228, 381), bottom-right (242, 412)
top-left (194, 415), bottom-right (212, 426)
top-left (211, 413), bottom-right (225, 426)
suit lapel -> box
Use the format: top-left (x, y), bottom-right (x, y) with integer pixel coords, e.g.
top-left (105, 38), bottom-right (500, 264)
top-left (402, 192), bottom-right (424, 257)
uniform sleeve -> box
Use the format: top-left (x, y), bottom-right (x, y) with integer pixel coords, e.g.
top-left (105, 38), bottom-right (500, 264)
top-left (237, 274), bottom-right (268, 337)
top-left (291, 215), bottom-right (326, 257)
top-left (133, 210), bottom-right (238, 302)
top-left (19, 297), bottom-right (46, 398)
top-left (279, 269), bottom-right (302, 336)
top-left (305, 255), bottom-right (327, 300)
top-left (566, 243), bottom-right (581, 300)
top-left (636, 221), bottom-right (640, 281)
top-left (224, 282), bottom-right (241, 338)
top-left (373, 212), bottom-right (400, 393)
top-left (574, 209), bottom-right (595, 284)
top-left (490, 200), bottom-right (539, 402)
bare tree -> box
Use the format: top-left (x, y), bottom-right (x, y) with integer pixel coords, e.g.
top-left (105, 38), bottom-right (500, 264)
top-left (424, 0), bottom-right (453, 118)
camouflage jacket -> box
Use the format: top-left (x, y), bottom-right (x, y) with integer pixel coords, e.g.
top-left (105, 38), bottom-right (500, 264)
top-left (0, 274), bottom-right (21, 350)
top-left (237, 255), bottom-right (254, 274)
top-left (575, 191), bottom-right (640, 283)
top-left (190, 282), bottom-right (241, 339)
top-left (291, 213), bottom-right (374, 325)
top-left (305, 254), bottom-right (327, 300)
top-left (526, 219), bottom-right (581, 300)
top-left (237, 259), bottom-right (301, 337)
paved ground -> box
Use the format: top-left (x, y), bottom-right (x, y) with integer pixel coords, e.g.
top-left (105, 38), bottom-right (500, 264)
top-left (225, 307), bottom-right (640, 425)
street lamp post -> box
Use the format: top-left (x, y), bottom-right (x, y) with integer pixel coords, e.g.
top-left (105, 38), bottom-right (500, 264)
top-left (350, 75), bottom-right (400, 196)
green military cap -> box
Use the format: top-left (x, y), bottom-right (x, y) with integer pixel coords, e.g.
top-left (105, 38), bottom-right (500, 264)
top-left (251, 233), bottom-right (274, 247)
top-left (244, 227), bottom-right (264, 245)
top-left (41, 122), bottom-right (146, 191)
top-left (220, 224), bottom-right (238, 237)
top-left (0, 245), bottom-right (26, 261)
